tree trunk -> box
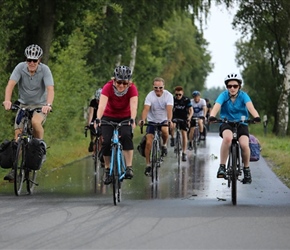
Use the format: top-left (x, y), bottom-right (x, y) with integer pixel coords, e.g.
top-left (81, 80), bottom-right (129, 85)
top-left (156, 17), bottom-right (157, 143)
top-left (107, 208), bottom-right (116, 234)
top-left (37, 0), bottom-right (56, 64)
top-left (129, 35), bottom-right (137, 74)
top-left (276, 29), bottom-right (290, 136)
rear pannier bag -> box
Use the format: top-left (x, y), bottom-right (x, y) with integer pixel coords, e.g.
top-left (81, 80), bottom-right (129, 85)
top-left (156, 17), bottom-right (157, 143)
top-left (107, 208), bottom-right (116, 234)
top-left (137, 135), bottom-right (146, 157)
top-left (0, 139), bottom-right (14, 169)
top-left (25, 138), bottom-right (46, 170)
top-left (249, 134), bottom-right (261, 162)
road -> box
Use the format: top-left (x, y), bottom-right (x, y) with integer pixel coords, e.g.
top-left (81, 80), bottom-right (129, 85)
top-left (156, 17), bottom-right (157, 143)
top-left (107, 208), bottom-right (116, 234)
top-left (0, 132), bottom-right (289, 249)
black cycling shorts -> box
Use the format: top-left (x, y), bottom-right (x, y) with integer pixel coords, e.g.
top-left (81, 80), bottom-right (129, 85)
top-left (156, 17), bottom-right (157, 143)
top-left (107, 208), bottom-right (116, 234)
top-left (219, 123), bottom-right (249, 138)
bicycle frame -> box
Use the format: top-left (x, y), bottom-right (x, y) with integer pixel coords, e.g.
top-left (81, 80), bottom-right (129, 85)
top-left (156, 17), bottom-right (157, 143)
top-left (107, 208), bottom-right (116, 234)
top-left (101, 119), bottom-right (131, 205)
top-left (141, 122), bottom-right (168, 183)
top-left (172, 118), bottom-right (184, 167)
top-left (12, 104), bottom-right (40, 196)
top-left (213, 118), bottom-right (254, 205)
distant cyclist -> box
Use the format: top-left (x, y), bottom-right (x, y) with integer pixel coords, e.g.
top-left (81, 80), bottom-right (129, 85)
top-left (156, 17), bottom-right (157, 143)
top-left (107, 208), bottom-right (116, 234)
top-left (170, 86), bottom-right (193, 161)
top-left (96, 65), bottom-right (138, 185)
top-left (2, 44), bottom-right (54, 182)
top-left (87, 88), bottom-right (102, 153)
top-left (188, 91), bottom-right (206, 150)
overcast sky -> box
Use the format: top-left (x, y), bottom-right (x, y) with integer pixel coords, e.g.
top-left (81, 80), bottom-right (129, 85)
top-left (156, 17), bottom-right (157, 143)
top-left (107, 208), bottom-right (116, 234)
top-left (203, 4), bottom-right (240, 89)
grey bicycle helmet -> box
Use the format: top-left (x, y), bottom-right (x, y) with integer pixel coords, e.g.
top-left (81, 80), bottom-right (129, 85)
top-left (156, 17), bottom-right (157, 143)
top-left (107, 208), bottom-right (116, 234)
top-left (192, 91), bottom-right (201, 97)
top-left (24, 44), bottom-right (43, 59)
top-left (114, 65), bottom-right (132, 81)
top-left (95, 88), bottom-right (102, 100)
top-left (224, 73), bottom-right (243, 85)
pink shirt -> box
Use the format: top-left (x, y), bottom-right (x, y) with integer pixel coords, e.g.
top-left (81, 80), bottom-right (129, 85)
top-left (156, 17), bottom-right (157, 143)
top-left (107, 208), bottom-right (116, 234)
top-left (102, 80), bottom-right (138, 118)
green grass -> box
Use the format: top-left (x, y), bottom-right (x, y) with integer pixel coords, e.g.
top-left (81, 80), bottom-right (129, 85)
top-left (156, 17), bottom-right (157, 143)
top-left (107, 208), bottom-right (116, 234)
top-left (250, 124), bottom-right (290, 188)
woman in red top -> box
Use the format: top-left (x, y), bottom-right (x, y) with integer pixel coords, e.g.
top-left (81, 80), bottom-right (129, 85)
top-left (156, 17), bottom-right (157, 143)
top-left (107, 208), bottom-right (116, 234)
top-left (96, 65), bottom-right (138, 185)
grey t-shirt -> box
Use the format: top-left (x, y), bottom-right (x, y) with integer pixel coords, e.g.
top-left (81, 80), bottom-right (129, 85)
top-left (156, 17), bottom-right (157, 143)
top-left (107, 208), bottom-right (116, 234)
top-left (10, 62), bottom-right (54, 105)
top-left (144, 90), bottom-right (174, 123)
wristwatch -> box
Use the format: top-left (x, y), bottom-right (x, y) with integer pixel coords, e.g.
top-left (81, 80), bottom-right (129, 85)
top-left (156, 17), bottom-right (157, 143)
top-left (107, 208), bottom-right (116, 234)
top-left (46, 103), bottom-right (52, 107)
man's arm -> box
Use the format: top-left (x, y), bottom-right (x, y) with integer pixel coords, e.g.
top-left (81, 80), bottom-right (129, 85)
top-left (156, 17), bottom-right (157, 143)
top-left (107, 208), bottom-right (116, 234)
top-left (3, 79), bottom-right (17, 110)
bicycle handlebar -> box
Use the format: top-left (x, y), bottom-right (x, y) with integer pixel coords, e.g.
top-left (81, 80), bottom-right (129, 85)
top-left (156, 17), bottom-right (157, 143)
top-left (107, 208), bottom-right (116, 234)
top-left (211, 118), bottom-right (256, 124)
top-left (11, 104), bottom-right (50, 113)
top-left (140, 122), bottom-right (169, 134)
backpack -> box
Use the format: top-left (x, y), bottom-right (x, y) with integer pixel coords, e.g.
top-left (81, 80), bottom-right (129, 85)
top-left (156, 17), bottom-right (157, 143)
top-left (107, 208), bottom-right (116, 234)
top-left (249, 134), bottom-right (261, 162)
top-left (137, 135), bottom-right (146, 157)
top-left (0, 139), bottom-right (15, 169)
top-left (25, 138), bottom-right (46, 170)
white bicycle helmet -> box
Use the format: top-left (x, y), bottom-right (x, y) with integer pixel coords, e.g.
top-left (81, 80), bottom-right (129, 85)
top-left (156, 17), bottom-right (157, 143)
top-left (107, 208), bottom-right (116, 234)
top-left (224, 73), bottom-right (243, 85)
top-left (114, 65), bottom-right (132, 81)
top-left (95, 88), bottom-right (102, 100)
top-left (24, 44), bottom-right (43, 59)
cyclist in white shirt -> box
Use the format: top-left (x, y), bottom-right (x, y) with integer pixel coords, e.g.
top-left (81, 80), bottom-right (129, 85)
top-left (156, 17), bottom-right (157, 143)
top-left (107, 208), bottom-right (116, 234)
top-left (188, 91), bottom-right (207, 150)
top-left (138, 77), bottom-right (174, 176)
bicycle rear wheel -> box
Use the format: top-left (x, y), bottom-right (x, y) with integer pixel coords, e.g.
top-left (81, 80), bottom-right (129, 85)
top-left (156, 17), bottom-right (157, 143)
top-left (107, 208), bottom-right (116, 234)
top-left (231, 144), bottom-right (238, 205)
top-left (26, 169), bottom-right (37, 194)
top-left (14, 140), bottom-right (25, 196)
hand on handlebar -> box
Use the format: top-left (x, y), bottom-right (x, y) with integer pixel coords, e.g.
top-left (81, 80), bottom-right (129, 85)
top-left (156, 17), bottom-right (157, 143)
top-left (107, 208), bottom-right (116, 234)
top-left (208, 116), bottom-right (217, 122)
top-left (253, 117), bottom-right (261, 123)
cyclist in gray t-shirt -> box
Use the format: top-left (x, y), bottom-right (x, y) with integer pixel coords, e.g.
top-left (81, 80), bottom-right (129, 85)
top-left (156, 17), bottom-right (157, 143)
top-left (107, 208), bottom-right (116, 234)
top-left (2, 44), bottom-right (54, 181)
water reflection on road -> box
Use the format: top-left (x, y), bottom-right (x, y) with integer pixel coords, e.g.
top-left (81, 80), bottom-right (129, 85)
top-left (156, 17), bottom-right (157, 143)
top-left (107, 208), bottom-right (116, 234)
top-left (30, 133), bottom-right (221, 201)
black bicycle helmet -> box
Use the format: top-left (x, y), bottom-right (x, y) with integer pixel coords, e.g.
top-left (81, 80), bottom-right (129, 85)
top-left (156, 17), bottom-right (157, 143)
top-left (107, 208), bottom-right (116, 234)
top-left (24, 44), bottom-right (43, 59)
top-left (192, 91), bottom-right (201, 97)
top-left (114, 65), bottom-right (132, 81)
top-left (224, 73), bottom-right (243, 85)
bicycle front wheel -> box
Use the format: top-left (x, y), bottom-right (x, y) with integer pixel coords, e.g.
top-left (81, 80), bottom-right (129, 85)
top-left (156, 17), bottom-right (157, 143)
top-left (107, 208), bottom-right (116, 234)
top-left (14, 140), bottom-right (25, 196)
top-left (176, 131), bottom-right (181, 167)
top-left (26, 169), bottom-right (37, 194)
top-left (151, 140), bottom-right (158, 183)
top-left (231, 144), bottom-right (238, 205)
top-left (193, 127), bottom-right (199, 153)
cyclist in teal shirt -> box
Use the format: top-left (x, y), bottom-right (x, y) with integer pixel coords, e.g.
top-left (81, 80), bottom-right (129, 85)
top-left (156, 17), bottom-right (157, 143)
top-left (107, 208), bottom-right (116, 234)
top-left (209, 73), bottom-right (260, 184)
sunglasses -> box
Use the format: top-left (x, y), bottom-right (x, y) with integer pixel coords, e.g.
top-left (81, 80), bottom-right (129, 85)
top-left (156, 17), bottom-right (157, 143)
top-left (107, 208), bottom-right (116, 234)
top-left (227, 84), bottom-right (239, 89)
top-left (175, 93), bottom-right (182, 97)
top-left (116, 80), bottom-right (129, 86)
top-left (154, 86), bottom-right (164, 90)
top-left (26, 59), bottom-right (38, 63)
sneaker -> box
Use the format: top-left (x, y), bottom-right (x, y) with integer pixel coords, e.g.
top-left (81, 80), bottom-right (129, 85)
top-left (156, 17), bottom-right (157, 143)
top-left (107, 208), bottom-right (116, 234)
top-left (170, 138), bottom-right (175, 147)
top-left (188, 141), bottom-right (193, 150)
top-left (242, 167), bottom-right (252, 184)
top-left (217, 164), bottom-right (226, 178)
top-left (4, 169), bottom-right (14, 182)
top-left (144, 166), bottom-right (152, 176)
top-left (88, 141), bottom-right (94, 152)
top-left (124, 167), bottom-right (133, 179)
top-left (161, 146), bottom-right (167, 157)
top-left (103, 169), bottom-right (112, 185)
top-left (182, 153), bottom-right (187, 162)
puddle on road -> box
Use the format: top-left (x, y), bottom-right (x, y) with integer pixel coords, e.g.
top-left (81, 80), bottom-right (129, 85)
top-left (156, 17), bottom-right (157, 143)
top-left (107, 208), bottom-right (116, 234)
top-left (0, 133), bottom-right (222, 201)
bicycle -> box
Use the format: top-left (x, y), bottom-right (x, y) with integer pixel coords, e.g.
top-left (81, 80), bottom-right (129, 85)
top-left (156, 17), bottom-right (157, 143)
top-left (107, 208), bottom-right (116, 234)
top-left (84, 124), bottom-right (102, 192)
top-left (100, 119), bottom-right (132, 205)
top-left (211, 117), bottom-right (255, 205)
top-left (141, 122), bottom-right (168, 183)
top-left (190, 117), bottom-right (201, 154)
top-left (11, 104), bottom-right (46, 196)
top-left (172, 118), bottom-right (185, 167)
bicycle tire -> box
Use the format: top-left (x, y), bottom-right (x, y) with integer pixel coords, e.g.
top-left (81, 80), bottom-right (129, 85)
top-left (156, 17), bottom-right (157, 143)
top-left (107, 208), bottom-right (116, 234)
top-left (231, 143), bottom-right (238, 205)
top-left (151, 140), bottom-right (158, 183)
top-left (14, 140), bottom-right (25, 196)
top-left (93, 138), bottom-right (100, 191)
top-left (193, 127), bottom-right (199, 153)
top-left (176, 130), bottom-right (181, 167)
top-left (26, 169), bottom-right (37, 194)
top-left (117, 147), bottom-right (123, 203)
top-left (111, 146), bottom-right (118, 205)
